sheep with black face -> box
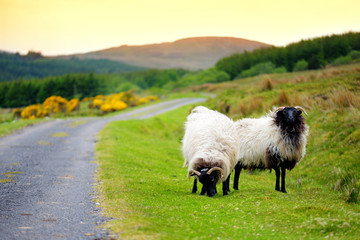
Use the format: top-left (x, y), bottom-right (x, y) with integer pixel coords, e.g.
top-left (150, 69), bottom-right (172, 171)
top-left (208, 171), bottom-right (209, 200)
top-left (233, 106), bottom-right (309, 193)
top-left (182, 106), bottom-right (240, 197)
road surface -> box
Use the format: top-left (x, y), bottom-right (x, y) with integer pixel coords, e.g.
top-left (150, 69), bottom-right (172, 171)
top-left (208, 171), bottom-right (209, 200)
top-left (0, 98), bottom-right (205, 240)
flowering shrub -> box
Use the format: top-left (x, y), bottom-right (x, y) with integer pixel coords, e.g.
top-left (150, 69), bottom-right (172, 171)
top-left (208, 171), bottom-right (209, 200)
top-left (138, 96), bottom-right (160, 105)
top-left (21, 104), bottom-right (43, 119)
top-left (89, 96), bottom-right (105, 109)
top-left (67, 98), bottom-right (80, 112)
top-left (19, 91), bottom-right (159, 119)
top-left (110, 100), bottom-right (128, 111)
top-left (100, 103), bottom-right (112, 113)
top-left (81, 97), bottom-right (94, 102)
top-left (91, 92), bottom-right (131, 113)
top-left (20, 96), bottom-right (81, 119)
top-left (43, 96), bottom-right (68, 114)
top-left (89, 92), bottom-right (159, 114)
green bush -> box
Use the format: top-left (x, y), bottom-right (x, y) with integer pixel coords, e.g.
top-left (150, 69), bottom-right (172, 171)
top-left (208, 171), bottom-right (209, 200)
top-left (273, 66), bottom-right (287, 73)
top-left (240, 61), bottom-right (275, 78)
top-left (349, 50), bottom-right (360, 60)
top-left (332, 56), bottom-right (352, 66)
top-left (240, 62), bottom-right (287, 78)
top-left (293, 59), bottom-right (309, 71)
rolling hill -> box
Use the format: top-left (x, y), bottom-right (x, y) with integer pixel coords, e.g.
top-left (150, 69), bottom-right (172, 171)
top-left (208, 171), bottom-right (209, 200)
top-left (69, 37), bottom-right (271, 70)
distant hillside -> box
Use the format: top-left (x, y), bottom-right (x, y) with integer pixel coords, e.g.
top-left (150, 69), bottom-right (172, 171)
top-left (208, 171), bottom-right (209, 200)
top-left (216, 32), bottom-right (360, 79)
top-left (69, 37), bottom-right (271, 70)
top-left (0, 51), bottom-right (143, 82)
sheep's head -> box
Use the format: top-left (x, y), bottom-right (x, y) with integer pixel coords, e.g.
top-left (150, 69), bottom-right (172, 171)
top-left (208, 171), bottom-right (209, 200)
top-left (275, 106), bottom-right (307, 123)
top-left (274, 106), bottom-right (307, 135)
top-left (189, 167), bottom-right (224, 197)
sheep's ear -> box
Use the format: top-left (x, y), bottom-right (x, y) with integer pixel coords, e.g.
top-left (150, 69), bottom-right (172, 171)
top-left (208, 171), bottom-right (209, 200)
top-left (276, 108), bottom-right (284, 117)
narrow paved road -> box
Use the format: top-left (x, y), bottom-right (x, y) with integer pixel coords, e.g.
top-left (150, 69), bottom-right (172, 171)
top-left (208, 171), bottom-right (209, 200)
top-left (0, 98), bottom-right (205, 240)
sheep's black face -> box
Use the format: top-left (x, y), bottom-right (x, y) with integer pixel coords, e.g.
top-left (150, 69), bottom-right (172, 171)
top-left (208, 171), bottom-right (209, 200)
top-left (277, 107), bottom-right (302, 126)
top-left (198, 169), bottom-right (219, 197)
top-left (281, 107), bottom-right (300, 125)
top-left (276, 107), bottom-right (306, 144)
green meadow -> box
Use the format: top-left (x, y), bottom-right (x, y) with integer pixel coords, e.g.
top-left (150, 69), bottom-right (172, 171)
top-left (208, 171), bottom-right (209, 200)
top-left (96, 63), bottom-right (360, 239)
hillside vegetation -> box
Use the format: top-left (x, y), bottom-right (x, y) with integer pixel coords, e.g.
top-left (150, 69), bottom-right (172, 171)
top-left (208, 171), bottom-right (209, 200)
top-left (0, 51), bottom-right (143, 82)
top-left (96, 63), bottom-right (360, 239)
top-left (216, 32), bottom-right (360, 79)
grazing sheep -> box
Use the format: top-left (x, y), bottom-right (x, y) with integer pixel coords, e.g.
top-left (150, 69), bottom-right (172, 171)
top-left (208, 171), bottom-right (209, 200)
top-left (233, 106), bottom-right (309, 193)
top-left (182, 106), bottom-right (240, 197)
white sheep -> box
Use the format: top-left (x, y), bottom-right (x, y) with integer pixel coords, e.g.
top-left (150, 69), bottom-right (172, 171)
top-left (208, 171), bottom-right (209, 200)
top-left (233, 106), bottom-right (309, 193)
top-left (182, 106), bottom-right (240, 196)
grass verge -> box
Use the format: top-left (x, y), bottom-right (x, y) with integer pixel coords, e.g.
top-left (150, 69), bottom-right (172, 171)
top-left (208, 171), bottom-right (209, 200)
top-left (0, 118), bottom-right (45, 137)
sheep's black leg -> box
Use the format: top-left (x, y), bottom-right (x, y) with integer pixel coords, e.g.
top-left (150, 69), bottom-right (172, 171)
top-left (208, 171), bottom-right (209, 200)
top-left (222, 181), bottom-right (228, 196)
top-left (222, 174), bottom-right (231, 195)
top-left (226, 173), bottom-right (230, 192)
top-left (200, 185), bottom-right (206, 195)
top-left (281, 166), bottom-right (287, 193)
top-left (274, 167), bottom-right (280, 191)
top-left (192, 178), bottom-right (197, 193)
top-left (233, 163), bottom-right (242, 190)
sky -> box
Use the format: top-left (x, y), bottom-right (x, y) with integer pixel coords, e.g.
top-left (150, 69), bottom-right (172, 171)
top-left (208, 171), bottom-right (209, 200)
top-left (0, 0), bottom-right (359, 56)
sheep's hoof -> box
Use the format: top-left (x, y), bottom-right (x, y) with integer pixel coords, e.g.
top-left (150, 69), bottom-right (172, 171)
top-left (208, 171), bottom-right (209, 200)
top-left (233, 186), bottom-right (239, 190)
top-left (223, 192), bottom-right (228, 196)
top-left (281, 190), bottom-right (287, 193)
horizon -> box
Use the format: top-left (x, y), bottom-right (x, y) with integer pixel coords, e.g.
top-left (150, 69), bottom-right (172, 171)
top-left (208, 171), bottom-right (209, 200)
top-left (1, 0), bottom-right (360, 55)
top-left (1, 32), bottom-right (357, 57)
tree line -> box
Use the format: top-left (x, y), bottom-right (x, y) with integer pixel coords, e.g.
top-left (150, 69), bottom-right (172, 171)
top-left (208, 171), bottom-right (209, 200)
top-left (0, 67), bottom-right (232, 108)
top-left (215, 32), bottom-right (360, 79)
top-left (0, 51), bottom-right (143, 82)
top-left (0, 73), bottom-right (100, 107)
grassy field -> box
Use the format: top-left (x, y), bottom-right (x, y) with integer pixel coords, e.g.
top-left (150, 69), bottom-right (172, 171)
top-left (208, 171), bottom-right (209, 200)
top-left (96, 63), bottom-right (360, 239)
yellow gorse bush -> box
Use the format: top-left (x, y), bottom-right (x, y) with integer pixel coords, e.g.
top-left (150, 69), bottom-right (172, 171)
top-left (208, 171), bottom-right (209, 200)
top-left (43, 96), bottom-right (68, 114)
top-left (138, 96), bottom-right (160, 105)
top-left (67, 98), bottom-right (80, 112)
top-left (20, 96), bottom-right (80, 119)
top-left (90, 90), bottom-right (159, 114)
top-left (19, 91), bottom-right (159, 119)
top-left (21, 104), bottom-right (44, 119)
top-left (91, 91), bottom-right (133, 113)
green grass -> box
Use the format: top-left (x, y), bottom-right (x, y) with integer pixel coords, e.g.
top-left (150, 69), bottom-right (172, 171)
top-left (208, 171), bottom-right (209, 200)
top-left (0, 118), bottom-right (45, 137)
top-left (96, 104), bottom-right (360, 239)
